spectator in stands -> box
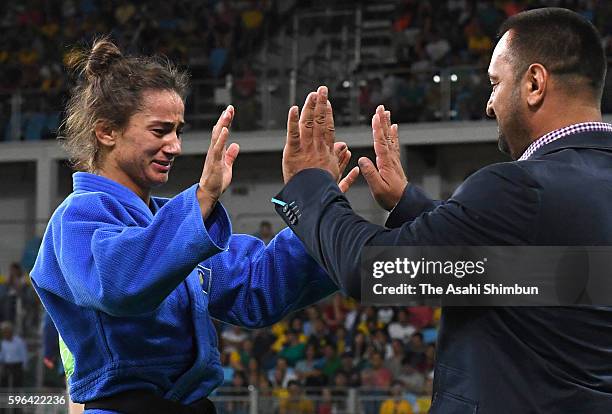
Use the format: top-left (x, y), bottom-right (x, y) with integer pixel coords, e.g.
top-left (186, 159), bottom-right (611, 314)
top-left (388, 308), bottom-right (416, 341)
top-left (333, 325), bottom-right (348, 355)
top-left (252, 220), bottom-right (275, 245)
top-left (257, 374), bottom-right (278, 413)
top-left (245, 356), bottom-right (260, 386)
top-left (321, 293), bottom-right (347, 330)
top-left (316, 387), bottom-right (336, 414)
top-left (362, 348), bottom-right (394, 413)
top-left (465, 17), bottom-right (493, 58)
top-left (221, 324), bottom-right (249, 353)
top-left (363, 351), bottom-right (393, 390)
top-left (253, 328), bottom-right (277, 370)
top-left (232, 63), bottom-right (259, 130)
top-left (3, 262), bottom-right (38, 334)
top-left (218, 371), bottom-right (249, 414)
top-left (269, 356), bottom-right (298, 388)
top-left (295, 343), bottom-right (325, 387)
top-left (307, 318), bottom-right (333, 352)
top-left (346, 331), bottom-right (368, 361)
top-left (290, 316), bottom-right (307, 339)
top-left (379, 381), bottom-right (413, 414)
top-left (221, 351), bottom-right (236, 385)
top-left (303, 306), bottom-right (322, 336)
top-left (420, 343), bottom-right (436, 375)
top-left (372, 328), bottom-right (393, 359)
top-left (397, 360), bottom-right (425, 395)
top-left (377, 306), bottom-right (395, 325)
top-left (413, 374), bottom-right (433, 413)
top-left (0, 321), bottom-right (28, 388)
top-left (319, 343), bottom-right (341, 383)
top-left (237, 337), bottom-right (253, 367)
top-left (279, 329), bottom-right (306, 366)
top-left (386, 338), bottom-right (406, 378)
top-left (338, 351), bottom-right (361, 387)
top-left (404, 332), bottom-right (427, 371)
top-left (279, 380), bottom-right (315, 414)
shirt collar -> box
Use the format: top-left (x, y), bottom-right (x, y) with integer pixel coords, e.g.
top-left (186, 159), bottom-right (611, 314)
top-left (72, 172), bottom-right (153, 214)
top-left (519, 122), bottom-right (612, 161)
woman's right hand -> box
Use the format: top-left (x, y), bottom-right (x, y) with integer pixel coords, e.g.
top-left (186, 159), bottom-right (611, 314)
top-left (197, 105), bottom-right (240, 219)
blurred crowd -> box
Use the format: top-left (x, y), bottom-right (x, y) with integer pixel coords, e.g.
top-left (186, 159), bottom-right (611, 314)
top-left (0, 0), bottom-right (279, 139)
top-left (0, 262), bottom-right (39, 389)
top-left (1, 0), bottom-right (611, 140)
top-left (358, 0), bottom-right (612, 122)
top-left (0, 0), bottom-right (275, 92)
top-left (213, 293), bottom-right (439, 413)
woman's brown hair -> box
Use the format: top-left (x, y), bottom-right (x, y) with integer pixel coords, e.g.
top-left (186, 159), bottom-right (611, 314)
top-left (62, 37), bottom-right (189, 172)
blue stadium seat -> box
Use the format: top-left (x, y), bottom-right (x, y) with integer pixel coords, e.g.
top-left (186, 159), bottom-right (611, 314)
top-left (24, 112), bottom-right (46, 141)
top-left (421, 327), bottom-right (438, 344)
top-left (46, 112), bottom-right (61, 135)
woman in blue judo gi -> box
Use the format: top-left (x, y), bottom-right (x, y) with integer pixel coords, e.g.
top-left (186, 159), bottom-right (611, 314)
top-left (30, 38), bottom-right (354, 413)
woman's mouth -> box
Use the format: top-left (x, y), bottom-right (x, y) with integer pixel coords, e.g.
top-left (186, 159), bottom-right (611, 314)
top-left (152, 159), bottom-right (172, 173)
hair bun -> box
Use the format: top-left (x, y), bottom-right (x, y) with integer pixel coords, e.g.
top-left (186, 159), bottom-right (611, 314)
top-left (85, 38), bottom-right (122, 79)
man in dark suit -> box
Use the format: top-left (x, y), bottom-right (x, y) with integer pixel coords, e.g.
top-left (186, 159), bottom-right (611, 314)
top-left (274, 8), bottom-right (612, 413)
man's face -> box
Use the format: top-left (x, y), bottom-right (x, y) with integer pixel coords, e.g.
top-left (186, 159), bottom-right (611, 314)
top-left (486, 32), bottom-right (531, 159)
top-left (2, 326), bottom-right (12, 340)
top-left (372, 353), bottom-right (383, 368)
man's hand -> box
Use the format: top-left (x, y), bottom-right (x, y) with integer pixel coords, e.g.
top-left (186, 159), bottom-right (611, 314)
top-left (198, 105), bottom-right (240, 219)
top-left (358, 105), bottom-right (408, 210)
top-left (336, 142), bottom-right (359, 193)
top-left (283, 86), bottom-right (342, 184)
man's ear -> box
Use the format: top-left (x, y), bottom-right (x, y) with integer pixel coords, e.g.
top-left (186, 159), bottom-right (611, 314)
top-left (525, 63), bottom-right (548, 108)
top-left (94, 121), bottom-right (118, 148)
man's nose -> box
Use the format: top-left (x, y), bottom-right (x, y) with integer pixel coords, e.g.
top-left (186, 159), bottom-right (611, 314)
top-left (485, 99), bottom-right (496, 119)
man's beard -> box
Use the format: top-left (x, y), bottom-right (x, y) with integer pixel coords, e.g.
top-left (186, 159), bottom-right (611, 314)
top-left (496, 88), bottom-right (530, 159)
top-left (497, 129), bottom-right (511, 155)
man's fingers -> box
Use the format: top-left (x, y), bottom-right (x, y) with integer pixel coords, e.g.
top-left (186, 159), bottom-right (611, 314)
top-left (339, 166), bottom-right (360, 193)
top-left (286, 106), bottom-right (300, 151)
top-left (337, 146), bottom-right (351, 178)
top-left (334, 141), bottom-right (348, 158)
top-left (372, 112), bottom-right (390, 158)
top-left (390, 123), bottom-right (400, 151)
top-left (299, 92), bottom-right (317, 146)
top-left (313, 86), bottom-right (331, 151)
top-left (376, 106), bottom-right (390, 147)
top-left (358, 157), bottom-right (386, 194)
top-left (225, 143), bottom-right (240, 167)
top-left (324, 100), bottom-right (335, 151)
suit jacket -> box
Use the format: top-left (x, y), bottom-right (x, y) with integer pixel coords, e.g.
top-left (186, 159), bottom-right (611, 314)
top-left (274, 130), bottom-right (612, 413)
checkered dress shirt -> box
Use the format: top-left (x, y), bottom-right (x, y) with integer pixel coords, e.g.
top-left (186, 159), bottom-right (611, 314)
top-left (518, 122), bottom-right (612, 161)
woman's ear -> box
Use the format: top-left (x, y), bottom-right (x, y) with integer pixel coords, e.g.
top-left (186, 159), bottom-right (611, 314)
top-left (94, 120), bottom-right (117, 148)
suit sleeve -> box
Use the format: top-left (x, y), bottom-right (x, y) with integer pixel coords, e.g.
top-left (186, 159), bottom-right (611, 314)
top-left (204, 228), bottom-right (338, 328)
top-left (385, 184), bottom-right (443, 228)
top-left (46, 184), bottom-right (231, 316)
top-left (274, 165), bottom-right (541, 301)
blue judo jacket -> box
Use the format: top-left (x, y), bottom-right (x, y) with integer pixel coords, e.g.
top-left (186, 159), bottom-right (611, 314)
top-left (31, 172), bottom-right (337, 409)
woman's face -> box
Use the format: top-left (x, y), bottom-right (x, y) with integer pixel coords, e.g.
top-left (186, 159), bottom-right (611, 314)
top-left (99, 89), bottom-right (184, 200)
